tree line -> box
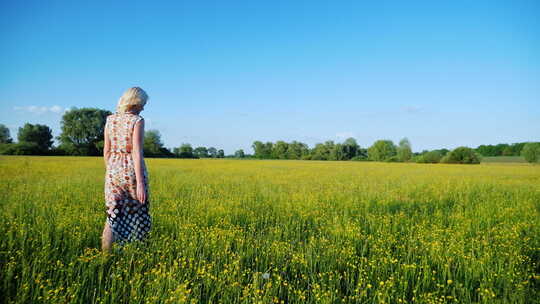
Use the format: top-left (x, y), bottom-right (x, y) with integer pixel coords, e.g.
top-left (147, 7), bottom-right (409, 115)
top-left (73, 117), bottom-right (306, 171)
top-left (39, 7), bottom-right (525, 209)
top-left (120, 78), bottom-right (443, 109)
top-left (251, 138), bottom-right (413, 161)
top-left (0, 107), bottom-right (227, 159)
top-left (250, 139), bottom-right (540, 164)
top-left (1, 107), bottom-right (539, 163)
top-left (252, 138), bottom-right (479, 163)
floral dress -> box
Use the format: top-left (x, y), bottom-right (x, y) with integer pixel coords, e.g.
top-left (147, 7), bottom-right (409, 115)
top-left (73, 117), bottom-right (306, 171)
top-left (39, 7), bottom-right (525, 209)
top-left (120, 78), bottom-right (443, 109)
top-left (104, 112), bottom-right (151, 243)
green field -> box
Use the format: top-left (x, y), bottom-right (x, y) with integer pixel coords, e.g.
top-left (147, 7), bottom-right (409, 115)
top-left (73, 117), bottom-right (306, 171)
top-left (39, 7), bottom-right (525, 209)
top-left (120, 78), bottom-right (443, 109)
top-left (1, 156), bottom-right (539, 303)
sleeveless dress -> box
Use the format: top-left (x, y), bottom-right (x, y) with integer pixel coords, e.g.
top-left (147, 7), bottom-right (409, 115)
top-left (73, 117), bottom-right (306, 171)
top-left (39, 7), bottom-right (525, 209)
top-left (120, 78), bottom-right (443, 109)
top-left (104, 112), bottom-right (151, 243)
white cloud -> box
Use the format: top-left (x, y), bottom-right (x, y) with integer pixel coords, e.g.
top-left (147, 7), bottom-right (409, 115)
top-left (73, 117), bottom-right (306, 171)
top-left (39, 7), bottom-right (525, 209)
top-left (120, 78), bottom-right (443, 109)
top-left (336, 131), bottom-right (355, 140)
top-left (49, 105), bottom-right (64, 113)
top-left (13, 105), bottom-right (67, 115)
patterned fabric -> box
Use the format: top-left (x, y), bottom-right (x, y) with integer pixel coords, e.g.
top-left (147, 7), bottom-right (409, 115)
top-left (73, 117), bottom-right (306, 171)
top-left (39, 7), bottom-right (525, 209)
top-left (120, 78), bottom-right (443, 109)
top-left (104, 112), bottom-right (151, 243)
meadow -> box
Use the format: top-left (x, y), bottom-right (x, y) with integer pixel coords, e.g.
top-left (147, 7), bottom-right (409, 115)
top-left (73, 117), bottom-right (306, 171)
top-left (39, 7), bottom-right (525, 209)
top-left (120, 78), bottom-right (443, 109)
top-left (1, 156), bottom-right (539, 304)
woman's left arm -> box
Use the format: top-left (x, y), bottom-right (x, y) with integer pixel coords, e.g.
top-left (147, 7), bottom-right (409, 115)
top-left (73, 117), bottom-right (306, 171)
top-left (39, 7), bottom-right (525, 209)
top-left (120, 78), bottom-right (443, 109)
top-left (103, 121), bottom-right (111, 168)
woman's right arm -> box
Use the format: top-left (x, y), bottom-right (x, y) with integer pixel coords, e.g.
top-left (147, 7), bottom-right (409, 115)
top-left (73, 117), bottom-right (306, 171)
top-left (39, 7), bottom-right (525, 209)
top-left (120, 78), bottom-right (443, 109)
top-left (132, 119), bottom-right (146, 204)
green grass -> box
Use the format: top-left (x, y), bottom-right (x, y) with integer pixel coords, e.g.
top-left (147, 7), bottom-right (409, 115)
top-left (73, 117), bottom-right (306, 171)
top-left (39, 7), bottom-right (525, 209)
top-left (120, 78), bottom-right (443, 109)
top-left (1, 156), bottom-right (539, 303)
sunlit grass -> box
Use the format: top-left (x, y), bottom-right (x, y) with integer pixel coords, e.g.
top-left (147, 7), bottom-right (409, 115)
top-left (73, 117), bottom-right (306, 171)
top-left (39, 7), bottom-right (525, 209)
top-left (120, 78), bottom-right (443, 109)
top-left (1, 156), bottom-right (539, 303)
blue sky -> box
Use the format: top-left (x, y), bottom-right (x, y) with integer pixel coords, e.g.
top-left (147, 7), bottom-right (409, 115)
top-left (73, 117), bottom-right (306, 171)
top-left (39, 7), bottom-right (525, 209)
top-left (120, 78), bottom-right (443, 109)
top-left (1, 0), bottom-right (538, 154)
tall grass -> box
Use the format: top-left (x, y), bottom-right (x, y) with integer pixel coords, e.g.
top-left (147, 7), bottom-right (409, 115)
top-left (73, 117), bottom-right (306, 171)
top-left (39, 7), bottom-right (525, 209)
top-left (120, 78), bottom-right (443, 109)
top-left (1, 156), bottom-right (539, 303)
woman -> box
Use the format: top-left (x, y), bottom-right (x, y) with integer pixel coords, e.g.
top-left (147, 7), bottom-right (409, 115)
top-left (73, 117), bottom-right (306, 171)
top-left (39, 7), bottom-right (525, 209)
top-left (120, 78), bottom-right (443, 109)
top-left (101, 87), bottom-right (151, 252)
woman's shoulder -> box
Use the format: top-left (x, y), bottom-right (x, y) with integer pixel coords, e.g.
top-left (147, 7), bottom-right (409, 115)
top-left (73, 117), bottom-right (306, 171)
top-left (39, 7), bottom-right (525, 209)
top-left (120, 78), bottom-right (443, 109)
top-left (132, 114), bottom-right (144, 122)
top-left (105, 113), bottom-right (117, 122)
top-left (108, 112), bottom-right (144, 124)
top-left (107, 112), bottom-right (123, 118)
top-left (126, 113), bottom-right (144, 125)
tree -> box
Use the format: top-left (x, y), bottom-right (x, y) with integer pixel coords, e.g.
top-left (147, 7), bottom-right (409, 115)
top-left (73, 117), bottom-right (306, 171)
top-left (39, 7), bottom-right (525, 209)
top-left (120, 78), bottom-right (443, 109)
top-left (161, 147), bottom-right (174, 157)
top-left (502, 146), bottom-right (513, 156)
top-left (194, 146), bottom-right (209, 158)
top-left (415, 150), bottom-right (442, 163)
top-left (252, 141), bottom-right (273, 159)
top-left (474, 143), bottom-right (528, 157)
top-left (476, 144), bottom-right (498, 156)
top-left (342, 138), bottom-right (359, 160)
top-left (264, 142), bottom-right (274, 158)
top-left (0, 124), bottom-right (12, 144)
top-left (58, 107), bottom-right (111, 155)
top-left (495, 144), bottom-right (510, 156)
top-left (252, 141), bottom-right (265, 159)
top-left (351, 148), bottom-right (368, 160)
top-left (435, 148), bottom-right (450, 156)
top-left (310, 141), bottom-right (337, 160)
top-left (441, 147), bottom-right (481, 164)
top-left (310, 143), bottom-right (328, 160)
top-left (144, 130), bottom-right (167, 157)
top-left (329, 143), bottom-right (347, 161)
top-left (397, 138), bottom-right (412, 162)
top-left (208, 147), bottom-right (217, 158)
top-left (368, 140), bottom-right (397, 161)
top-left (509, 143), bottom-right (526, 156)
top-left (287, 141), bottom-right (309, 160)
top-left (324, 141), bottom-right (337, 160)
top-left (18, 123), bottom-right (53, 153)
top-left (272, 141), bottom-right (289, 159)
top-left (217, 149), bottom-right (225, 158)
top-left (234, 149), bottom-right (245, 158)
top-left (174, 143), bottom-right (194, 158)
top-left (521, 142), bottom-right (540, 163)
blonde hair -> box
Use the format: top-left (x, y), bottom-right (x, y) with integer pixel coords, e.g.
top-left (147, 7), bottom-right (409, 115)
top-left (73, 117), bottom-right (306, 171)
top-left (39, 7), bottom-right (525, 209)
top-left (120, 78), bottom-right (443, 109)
top-left (116, 87), bottom-right (148, 113)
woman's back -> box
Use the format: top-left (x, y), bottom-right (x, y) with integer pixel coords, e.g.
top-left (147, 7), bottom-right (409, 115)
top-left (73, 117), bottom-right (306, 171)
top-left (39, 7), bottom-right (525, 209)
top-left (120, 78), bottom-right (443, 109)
top-left (105, 112), bottom-right (143, 154)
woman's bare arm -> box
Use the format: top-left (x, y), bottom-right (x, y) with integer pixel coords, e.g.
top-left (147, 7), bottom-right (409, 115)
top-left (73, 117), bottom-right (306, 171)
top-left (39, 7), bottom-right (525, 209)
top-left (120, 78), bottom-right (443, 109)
top-left (103, 122), bottom-right (111, 168)
top-left (132, 119), bottom-right (146, 204)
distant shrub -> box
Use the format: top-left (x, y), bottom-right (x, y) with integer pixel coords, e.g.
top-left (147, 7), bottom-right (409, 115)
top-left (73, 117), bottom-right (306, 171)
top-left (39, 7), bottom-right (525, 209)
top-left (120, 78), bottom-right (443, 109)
top-left (441, 147), bottom-right (481, 164)
top-left (521, 142), bottom-right (540, 163)
top-left (440, 154), bottom-right (450, 163)
top-left (368, 140), bottom-right (397, 161)
top-left (397, 138), bottom-right (412, 162)
top-left (0, 143), bottom-right (11, 154)
top-left (416, 151), bottom-right (443, 163)
top-left (0, 142), bottom-right (42, 155)
top-left (49, 146), bottom-right (68, 156)
top-left (385, 155), bottom-right (400, 162)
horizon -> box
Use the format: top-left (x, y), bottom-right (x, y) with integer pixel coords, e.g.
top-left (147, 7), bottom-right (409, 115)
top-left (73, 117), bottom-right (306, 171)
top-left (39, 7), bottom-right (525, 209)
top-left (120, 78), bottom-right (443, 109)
top-left (1, 1), bottom-right (539, 154)
top-left (0, 106), bottom-right (536, 155)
